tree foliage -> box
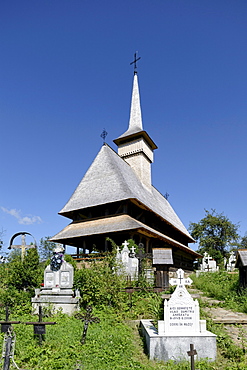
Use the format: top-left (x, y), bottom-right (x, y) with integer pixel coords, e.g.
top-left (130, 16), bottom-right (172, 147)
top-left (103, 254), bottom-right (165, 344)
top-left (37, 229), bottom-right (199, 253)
top-left (7, 247), bottom-right (43, 292)
top-left (189, 209), bottom-right (240, 263)
top-left (240, 234), bottom-right (247, 249)
top-left (39, 236), bottom-right (57, 260)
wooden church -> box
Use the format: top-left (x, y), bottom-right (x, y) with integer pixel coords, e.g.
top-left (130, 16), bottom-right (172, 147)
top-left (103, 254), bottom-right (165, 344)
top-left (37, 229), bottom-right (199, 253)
top-left (51, 67), bottom-right (200, 282)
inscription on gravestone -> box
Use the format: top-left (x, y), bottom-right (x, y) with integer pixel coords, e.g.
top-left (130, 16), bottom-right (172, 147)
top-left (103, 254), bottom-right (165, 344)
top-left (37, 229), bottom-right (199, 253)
top-left (163, 269), bottom-right (200, 333)
top-left (61, 271), bottom-right (70, 287)
top-left (45, 273), bottom-right (54, 288)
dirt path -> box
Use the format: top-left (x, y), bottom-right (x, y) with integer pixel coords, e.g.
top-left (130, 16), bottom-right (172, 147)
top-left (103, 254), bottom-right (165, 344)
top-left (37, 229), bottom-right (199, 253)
top-left (189, 288), bottom-right (247, 348)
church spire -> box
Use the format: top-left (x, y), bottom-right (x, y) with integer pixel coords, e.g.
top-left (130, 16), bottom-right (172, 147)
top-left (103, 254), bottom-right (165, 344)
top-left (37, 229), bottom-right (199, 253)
top-left (113, 60), bottom-right (157, 189)
top-left (128, 73), bottom-right (143, 134)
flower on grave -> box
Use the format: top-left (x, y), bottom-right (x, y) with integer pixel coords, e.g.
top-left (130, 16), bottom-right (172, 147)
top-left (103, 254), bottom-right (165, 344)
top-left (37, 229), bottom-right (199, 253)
top-left (50, 252), bottom-right (64, 271)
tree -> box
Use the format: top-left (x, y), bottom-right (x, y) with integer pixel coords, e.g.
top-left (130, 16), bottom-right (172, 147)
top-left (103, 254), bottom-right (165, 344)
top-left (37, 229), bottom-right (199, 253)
top-left (39, 236), bottom-right (58, 260)
top-left (189, 209), bottom-right (240, 263)
top-left (7, 247), bottom-right (42, 292)
top-left (239, 234), bottom-right (247, 249)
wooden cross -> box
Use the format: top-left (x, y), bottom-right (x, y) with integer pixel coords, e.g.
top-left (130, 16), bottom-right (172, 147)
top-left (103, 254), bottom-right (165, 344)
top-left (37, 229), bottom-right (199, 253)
top-left (9, 232), bottom-right (36, 261)
top-left (187, 343), bottom-right (197, 370)
top-left (25, 306), bottom-right (56, 345)
top-left (130, 52), bottom-right (141, 74)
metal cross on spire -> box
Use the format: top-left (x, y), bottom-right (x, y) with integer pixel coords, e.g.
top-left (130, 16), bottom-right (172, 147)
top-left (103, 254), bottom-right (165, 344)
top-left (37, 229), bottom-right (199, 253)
top-left (130, 52), bottom-right (141, 74)
top-left (100, 128), bottom-right (108, 144)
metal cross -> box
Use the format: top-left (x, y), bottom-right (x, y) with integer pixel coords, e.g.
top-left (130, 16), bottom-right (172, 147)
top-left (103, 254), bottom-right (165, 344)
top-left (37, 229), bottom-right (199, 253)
top-left (130, 52), bottom-right (141, 74)
top-left (0, 306), bottom-right (20, 333)
top-left (187, 343), bottom-right (197, 370)
top-left (100, 128), bottom-right (108, 144)
top-left (164, 192), bottom-right (170, 200)
top-left (135, 244), bottom-right (146, 274)
top-left (25, 306), bottom-right (56, 346)
top-left (75, 306), bottom-right (100, 344)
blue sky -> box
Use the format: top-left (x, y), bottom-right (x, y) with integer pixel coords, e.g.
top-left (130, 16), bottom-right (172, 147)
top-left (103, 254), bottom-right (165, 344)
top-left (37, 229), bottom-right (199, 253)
top-left (1, 0), bottom-right (247, 253)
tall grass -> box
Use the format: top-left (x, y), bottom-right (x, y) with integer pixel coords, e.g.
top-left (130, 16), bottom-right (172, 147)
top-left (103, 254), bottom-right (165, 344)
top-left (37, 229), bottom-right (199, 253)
top-left (191, 271), bottom-right (247, 313)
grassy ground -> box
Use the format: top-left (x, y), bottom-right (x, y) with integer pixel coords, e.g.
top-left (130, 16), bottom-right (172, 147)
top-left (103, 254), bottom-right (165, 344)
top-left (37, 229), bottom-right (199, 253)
top-left (2, 300), bottom-right (246, 369)
top-left (1, 256), bottom-right (247, 369)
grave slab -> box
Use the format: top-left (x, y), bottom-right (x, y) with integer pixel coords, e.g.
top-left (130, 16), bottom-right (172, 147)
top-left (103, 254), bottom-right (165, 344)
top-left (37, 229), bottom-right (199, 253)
top-left (141, 268), bottom-right (217, 362)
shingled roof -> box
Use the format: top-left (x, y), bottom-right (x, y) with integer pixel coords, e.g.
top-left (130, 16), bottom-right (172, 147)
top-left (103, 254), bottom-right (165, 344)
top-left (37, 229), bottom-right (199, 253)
top-left (58, 143), bottom-right (194, 242)
top-left (51, 214), bottom-right (198, 256)
top-left (236, 249), bottom-right (247, 267)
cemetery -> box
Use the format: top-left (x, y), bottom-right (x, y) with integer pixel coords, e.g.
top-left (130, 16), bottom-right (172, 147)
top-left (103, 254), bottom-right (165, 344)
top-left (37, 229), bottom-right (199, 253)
top-left (0, 237), bottom-right (247, 369)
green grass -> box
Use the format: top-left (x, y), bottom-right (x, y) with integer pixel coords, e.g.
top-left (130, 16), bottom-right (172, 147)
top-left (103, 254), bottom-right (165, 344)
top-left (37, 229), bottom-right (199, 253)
top-left (1, 301), bottom-right (246, 370)
top-left (191, 271), bottom-right (247, 313)
top-left (2, 260), bottom-right (247, 369)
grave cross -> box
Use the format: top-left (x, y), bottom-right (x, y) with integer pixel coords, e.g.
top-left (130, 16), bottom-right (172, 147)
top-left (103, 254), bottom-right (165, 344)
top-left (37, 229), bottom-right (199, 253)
top-left (0, 307), bottom-right (21, 370)
top-left (0, 306), bottom-right (20, 333)
top-left (135, 244), bottom-right (146, 275)
top-left (2, 326), bottom-right (20, 370)
top-left (187, 343), bottom-right (197, 370)
top-left (135, 243), bottom-right (152, 277)
top-left (25, 306), bottom-right (56, 345)
top-left (122, 240), bottom-right (129, 248)
top-left (8, 232), bottom-right (36, 261)
top-left (75, 306), bottom-right (100, 344)
top-left (169, 268), bottom-right (192, 287)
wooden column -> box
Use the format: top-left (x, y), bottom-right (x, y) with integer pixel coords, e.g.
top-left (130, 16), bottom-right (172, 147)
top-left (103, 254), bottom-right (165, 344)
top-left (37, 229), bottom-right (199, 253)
top-left (155, 265), bottom-right (169, 289)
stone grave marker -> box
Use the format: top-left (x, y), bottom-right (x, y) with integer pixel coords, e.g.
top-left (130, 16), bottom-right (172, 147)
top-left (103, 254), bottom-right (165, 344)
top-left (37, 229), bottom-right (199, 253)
top-left (162, 268), bottom-right (200, 334)
top-left (116, 241), bottom-right (139, 280)
top-left (197, 252), bottom-right (218, 275)
top-left (32, 245), bottom-right (80, 314)
top-left (141, 268), bottom-right (217, 362)
top-left (226, 251), bottom-right (236, 272)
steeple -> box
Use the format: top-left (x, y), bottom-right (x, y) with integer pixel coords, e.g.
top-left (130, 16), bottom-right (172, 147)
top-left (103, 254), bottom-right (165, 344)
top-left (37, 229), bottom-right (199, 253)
top-left (121, 73), bottom-right (143, 137)
top-left (114, 71), bottom-right (157, 189)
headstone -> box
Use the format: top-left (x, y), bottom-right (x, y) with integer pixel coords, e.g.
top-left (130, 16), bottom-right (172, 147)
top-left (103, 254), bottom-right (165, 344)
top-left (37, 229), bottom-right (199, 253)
top-left (196, 252), bottom-right (219, 276)
top-left (226, 251), bottom-right (236, 272)
top-left (32, 245), bottom-right (80, 315)
top-left (141, 268), bottom-right (217, 362)
top-left (162, 269), bottom-right (200, 334)
top-left (44, 260), bottom-right (74, 290)
top-left (116, 241), bottom-right (139, 280)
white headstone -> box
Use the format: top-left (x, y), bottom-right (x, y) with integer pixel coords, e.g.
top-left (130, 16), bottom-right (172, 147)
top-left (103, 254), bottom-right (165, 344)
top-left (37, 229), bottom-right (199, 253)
top-left (200, 252), bottom-right (218, 272)
top-left (115, 241), bottom-right (139, 280)
top-left (44, 260), bottom-right (74, 290)
top-left (161, 269), bottom-right (201, 334)
top-left (226, 251), bottom-right (236, 271)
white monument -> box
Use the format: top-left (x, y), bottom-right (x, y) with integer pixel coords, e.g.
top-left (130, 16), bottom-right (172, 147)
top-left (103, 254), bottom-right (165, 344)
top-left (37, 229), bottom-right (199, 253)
top-left (141, 269), bottom-right (217, 362)
top-left (226, 251), bottom-right (236, 272)
top-left (32, 245), bottom-right (80, 315)
top-left (116, 241), bottom-right (139, 281)
top-left (196, 252), bottom-right (219, 276)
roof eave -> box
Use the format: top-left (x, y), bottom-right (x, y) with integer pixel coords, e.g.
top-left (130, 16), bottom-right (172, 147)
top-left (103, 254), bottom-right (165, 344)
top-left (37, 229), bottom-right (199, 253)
top-left (113, 130), bottom-right (157, 150)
